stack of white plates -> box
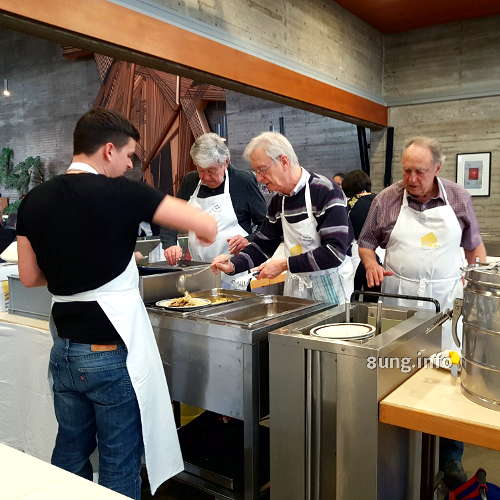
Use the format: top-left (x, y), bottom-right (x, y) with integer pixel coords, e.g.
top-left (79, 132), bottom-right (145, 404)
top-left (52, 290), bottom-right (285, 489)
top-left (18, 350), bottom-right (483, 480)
top-left (310, 323), bottom-right (374, 340)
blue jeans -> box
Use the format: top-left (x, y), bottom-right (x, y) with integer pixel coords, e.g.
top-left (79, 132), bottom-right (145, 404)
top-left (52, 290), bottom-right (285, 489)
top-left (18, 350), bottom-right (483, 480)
top-left (49, 337), bottom-right (143, 499)
top-left (440, 437), bottom-right (465, 465)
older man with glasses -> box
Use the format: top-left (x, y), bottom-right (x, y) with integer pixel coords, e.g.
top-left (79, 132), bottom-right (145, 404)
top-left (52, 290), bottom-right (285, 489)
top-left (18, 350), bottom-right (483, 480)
top-left (160, 133), bottom-right (266, 288)
top-left (212, 131), bottom-right (353, 305)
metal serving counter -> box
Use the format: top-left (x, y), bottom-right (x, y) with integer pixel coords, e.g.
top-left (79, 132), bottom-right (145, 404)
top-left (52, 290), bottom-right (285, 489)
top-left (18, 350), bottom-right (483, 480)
top-left (147, 288), bottom-right (334, 500)
top-left (268, 298), bottom-right (445, 500)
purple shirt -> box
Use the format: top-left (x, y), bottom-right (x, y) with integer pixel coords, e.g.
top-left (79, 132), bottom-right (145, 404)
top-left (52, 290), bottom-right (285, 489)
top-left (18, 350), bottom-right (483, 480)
top-left (358, 177), bottom-right (482, 251)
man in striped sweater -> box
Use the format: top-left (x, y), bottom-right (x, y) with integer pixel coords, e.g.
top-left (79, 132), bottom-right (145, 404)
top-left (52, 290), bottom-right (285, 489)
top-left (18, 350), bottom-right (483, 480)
top-left (211, 132), bottom-right (353, 305)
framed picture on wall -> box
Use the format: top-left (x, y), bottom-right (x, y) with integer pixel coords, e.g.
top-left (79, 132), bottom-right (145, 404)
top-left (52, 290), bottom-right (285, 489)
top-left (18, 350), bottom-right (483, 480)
top-left (456, 152), bottom-right (491, 197)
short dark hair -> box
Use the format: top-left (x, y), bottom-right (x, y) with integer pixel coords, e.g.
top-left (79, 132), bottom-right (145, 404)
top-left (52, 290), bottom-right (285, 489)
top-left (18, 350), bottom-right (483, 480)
top-left (333, 172), bottom-right (345, 179)
top-left (73, 108), bottom-right (140, 155)
top-left (342, 170), bottom-right (372, 198)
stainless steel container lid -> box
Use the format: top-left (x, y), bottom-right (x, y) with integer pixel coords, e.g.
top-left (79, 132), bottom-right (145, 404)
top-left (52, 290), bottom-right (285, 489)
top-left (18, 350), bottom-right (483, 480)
top-left (464, 263), bottom-right (500, 288)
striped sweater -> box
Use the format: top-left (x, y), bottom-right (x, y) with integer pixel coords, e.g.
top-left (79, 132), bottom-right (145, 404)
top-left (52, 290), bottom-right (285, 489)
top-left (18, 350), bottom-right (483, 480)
top-left (231, 171), bottom-right (353, 274)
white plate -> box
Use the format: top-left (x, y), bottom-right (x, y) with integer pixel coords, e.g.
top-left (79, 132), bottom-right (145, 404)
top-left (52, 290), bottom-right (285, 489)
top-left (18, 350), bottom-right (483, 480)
top-left (310, 323), bottom-right (375, 339)
top-left (156, 298), bottom-right (211, 309)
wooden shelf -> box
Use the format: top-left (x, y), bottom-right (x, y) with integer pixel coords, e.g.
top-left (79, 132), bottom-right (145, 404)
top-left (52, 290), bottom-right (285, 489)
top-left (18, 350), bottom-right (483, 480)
top-left (0, 311), bottom-right (49, 331)
top-left (380, 367), bottom-right (500, 451)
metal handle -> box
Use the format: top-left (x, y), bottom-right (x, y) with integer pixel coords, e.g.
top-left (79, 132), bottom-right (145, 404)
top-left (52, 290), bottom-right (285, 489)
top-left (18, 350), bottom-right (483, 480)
top-left (305, 349), bottom-right (321, 500)
top-left (350, 290), bottom-right (441, 313)
top-left (375, 298), bottom-right (383, 335)
top-left (305, 350), bottom-right (312, 500)
top-left (451, 298), bottom-right (463, 348)
top-left (176, 266), bottom-right (211, 293)
top-left (345, 301), bottom-right (351, 323)
top-left (313, 351), bottom-right (321, 500)
top-left (186, 265), bottom-right (211, 278)
top-left (424, 309), bottom-right (453, 336)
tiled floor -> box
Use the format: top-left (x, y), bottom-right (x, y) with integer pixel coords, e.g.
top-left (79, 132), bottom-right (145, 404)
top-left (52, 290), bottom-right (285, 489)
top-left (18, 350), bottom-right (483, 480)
top-left (142, 444), bottom-right (500, 499)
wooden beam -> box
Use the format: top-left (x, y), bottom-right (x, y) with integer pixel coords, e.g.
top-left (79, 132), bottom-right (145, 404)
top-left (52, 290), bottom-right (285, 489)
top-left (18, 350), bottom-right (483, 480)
top-left (145, 105), bottom-right (181, 167)
top-left (125, 62), bottom-right (135, 120)
top-left (61, 45), bottom-right (93, 60)
top-left (0, 0), bottom-right (387, 127)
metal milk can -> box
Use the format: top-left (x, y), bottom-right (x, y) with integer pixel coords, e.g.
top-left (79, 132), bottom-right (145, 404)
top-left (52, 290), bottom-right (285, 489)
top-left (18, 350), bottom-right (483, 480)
top-left (452, 262), bottom-right (500, 410)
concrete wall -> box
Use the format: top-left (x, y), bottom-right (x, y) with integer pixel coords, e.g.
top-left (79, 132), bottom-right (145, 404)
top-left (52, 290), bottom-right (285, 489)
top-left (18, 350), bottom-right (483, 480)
top-left (376, 16), bottom-right (500, 238)
top-left (383, 15), bottom-right (500, 105)
top-left (111, 0), bottom-right (384, 101)
top-left (370, 98), bottom-right (500, 237)
top-left (225, 90), bottom-right (362, 179)
top-left (0, 29), bottom-right (100, 200)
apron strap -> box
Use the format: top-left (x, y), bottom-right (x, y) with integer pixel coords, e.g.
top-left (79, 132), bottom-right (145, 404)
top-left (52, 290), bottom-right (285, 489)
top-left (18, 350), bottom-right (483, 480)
top-left (281, 169), bottom-right (312, 218)
top-left (385, 264), bottom-right (461, 284)
top-left (385, 265), bottom-right (461, 300)
top-left (191, 179), bottom-right (202, 199)
top-left (402, 176), bottom-right (450, 208)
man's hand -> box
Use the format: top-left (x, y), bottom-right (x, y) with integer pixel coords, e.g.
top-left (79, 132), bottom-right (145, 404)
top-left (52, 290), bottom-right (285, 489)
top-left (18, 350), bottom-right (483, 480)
top-left (134, 251), bottom-right (145, 263)
top-left (365, 262), bottom-right (394, 288)
top-left (253, 258), bottom-right (288, 280)
top-left (164, 245), bottom-right (183, 265)
top-left (227, 235), bottom-right (249, 254)
top-left (211, 254), bottom-right (235, 274)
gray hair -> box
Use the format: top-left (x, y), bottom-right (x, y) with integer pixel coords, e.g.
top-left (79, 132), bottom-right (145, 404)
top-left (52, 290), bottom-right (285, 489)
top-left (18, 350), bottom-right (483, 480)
top-left (403, 136), bottom-right (446, 166)
top-left (243, 132), bottom-right (299, 167)
top-left (190, 133), bottom-right (230, 168)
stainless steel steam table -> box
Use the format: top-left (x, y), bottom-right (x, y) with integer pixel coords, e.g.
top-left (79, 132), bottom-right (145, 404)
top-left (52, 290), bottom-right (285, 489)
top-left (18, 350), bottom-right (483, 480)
top-left (148, 294), bottom-right (333, 500)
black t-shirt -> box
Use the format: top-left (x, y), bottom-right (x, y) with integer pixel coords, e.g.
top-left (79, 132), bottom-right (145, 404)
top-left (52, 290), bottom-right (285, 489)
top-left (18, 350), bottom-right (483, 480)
top-left (17, 173), bottom-right (164, 342)
top-left (348, 193), bottom-right (380, 298)
top-left (348, 193), bottom-right (377, 240)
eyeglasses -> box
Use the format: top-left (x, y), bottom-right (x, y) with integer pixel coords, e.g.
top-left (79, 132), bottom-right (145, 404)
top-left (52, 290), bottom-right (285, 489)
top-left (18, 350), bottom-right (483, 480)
top-left (252, 164), bottom-right (273, 176)
top-left (252, 156), bottom-right (282, 176)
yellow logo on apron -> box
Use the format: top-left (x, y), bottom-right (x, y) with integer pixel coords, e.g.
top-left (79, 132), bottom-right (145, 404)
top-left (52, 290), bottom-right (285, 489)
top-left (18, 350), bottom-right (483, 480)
top-left (290, 244), bottom-right (303, 256)
top-left (420, 232), bottom-right (439, 248)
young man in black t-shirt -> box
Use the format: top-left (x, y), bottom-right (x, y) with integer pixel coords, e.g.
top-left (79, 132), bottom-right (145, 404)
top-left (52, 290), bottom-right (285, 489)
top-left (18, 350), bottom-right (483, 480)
top-left (16, 109), bottom-right (217, 498)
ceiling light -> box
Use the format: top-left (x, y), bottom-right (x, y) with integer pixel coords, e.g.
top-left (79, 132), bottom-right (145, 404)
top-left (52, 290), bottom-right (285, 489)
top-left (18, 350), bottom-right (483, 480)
top-left (3, 79), bottom-right (11, 97)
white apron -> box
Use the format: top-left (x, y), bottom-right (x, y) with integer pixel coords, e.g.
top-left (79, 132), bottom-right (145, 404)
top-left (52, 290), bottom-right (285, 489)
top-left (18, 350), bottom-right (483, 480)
top-left (382, 177), bottom-right (463, 350)
top-left (338, 243), bottom-right (356, 301)
top-left (53, 163), bottom-right (183, 494)
top-left (187, 173), bottom-right (250, 289)
top-left (138, 222), bottom-right (165, 263)
top-left (282, 174), bottom-right (346, 305)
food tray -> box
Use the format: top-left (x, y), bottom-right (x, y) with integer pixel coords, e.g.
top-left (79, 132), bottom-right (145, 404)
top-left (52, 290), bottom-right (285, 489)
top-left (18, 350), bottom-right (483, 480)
top-left (192, 295), bottom-right (318, 328)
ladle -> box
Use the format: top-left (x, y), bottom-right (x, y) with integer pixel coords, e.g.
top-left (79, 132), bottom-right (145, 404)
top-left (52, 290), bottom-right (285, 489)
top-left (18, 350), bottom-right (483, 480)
top-left (176, 265), bottom-right (210, 294)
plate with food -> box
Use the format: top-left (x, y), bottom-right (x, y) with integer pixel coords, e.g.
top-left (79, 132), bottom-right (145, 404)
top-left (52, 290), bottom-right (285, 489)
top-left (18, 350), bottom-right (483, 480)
top-left (156, 293), bottom-right (211, 310)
